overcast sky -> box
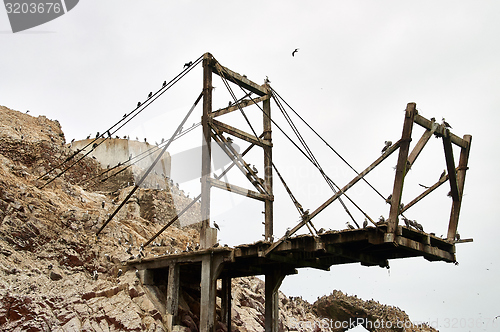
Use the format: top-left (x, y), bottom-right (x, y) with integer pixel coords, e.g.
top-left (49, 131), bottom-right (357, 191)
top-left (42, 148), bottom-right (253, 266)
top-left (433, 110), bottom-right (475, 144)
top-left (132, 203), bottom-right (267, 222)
top-left (1, 1), bottom-right (500, 331)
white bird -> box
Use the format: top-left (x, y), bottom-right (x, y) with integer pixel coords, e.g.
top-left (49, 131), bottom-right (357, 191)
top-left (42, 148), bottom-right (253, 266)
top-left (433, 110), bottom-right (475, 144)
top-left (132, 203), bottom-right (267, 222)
top-left (363, 218), bottom-right (368, 228)
top-left (135, 269), bottom-right (140, 279)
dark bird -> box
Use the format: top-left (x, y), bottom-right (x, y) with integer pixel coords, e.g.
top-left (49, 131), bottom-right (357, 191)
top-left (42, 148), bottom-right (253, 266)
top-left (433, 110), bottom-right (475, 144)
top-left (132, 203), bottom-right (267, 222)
top-left (252, 165), bottom-right (258, 174)
top-left (101, 201), bottom-right (105, 208)
top-left (442, 118), bottom-right (452, 129)
top-left (92, 143), bottom-right (98, 149)
top-left (265, 76), bottom-right (271, 84)
top-left (163, 81), bottom-right (166, 87)
top-left (26, 110), bottom-right (30, 113)
top-left (292, 48), bottom-right (299, 57)
top-left (117, 269), bottom-right (122, 278)
top-left (213, 221), bottom-right (220, 231)
top-left (184, 61), bottom-right (193, 69)
top-left (381, 140), bottom-right (392, 154)
top-left (228, 101), bottom-right (232, 107)
top-left (455, 233), bottom-right (460, 241)
top-left (144, 138), bottom-right (147, 143)
top-left (226, 137), bottom-right (233, 144)
top-left (107, 130), bottom-right (111, 137)
top-left (318, 228), bottom-right (325, 234)
top-left (86, 135), bottom-right (91, 139)
top-left (137, 102), bottom-right (141, 107)
top-left (386, 194), bottom-right (392, 204)
top-left (363, 218), bottom-right (368, 228)
top-left (346, 222), bottom-right (355, 230)
top-left (70, 138), bottom-right (75, 143)
top-left (378, 215), bottom-right (385, 223)
top-left (148, 92), bottom-right (152, 98)
top-left (439, 170), bottom-right (446, 180)
top-left (161, 138), bottom-right (164, 144)
top-left (195, 243), bottom-right (200, 250)
top-left (403, 217), bottom-right (411, 228)
top-left (430, 117), bottom-right (436, 122)
top-left (95, 132), bottom-right (100, 138)
top-left (419, 183), bottom-right (430, 189)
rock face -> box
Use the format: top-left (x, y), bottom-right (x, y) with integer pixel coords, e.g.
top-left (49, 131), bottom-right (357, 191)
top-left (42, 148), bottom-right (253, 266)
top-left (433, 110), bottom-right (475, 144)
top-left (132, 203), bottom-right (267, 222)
top-left (0, 105), bottom-right (437, 331)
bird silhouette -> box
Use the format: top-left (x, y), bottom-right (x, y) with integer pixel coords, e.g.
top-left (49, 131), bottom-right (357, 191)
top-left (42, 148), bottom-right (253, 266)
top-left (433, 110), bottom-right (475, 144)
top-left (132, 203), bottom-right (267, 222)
top-left (252, 165), bottom-right (258, 174)
top-left (162, 81), bottom-right (166, 87)
top-left (184, 61), bottom-right (193, 69)
top-left (265, 76), bottom-right (271, 84)
top-left (107, 130), bottom-right (111, 137)
top-left (346, 222), bottom-right (355, 230)
top-left (213, 221), bottom-right (220, 231)
top-left (137, 102), bottom-right (141, 107)
top-left (419, 183), bottom-right (430, 189)
top-left (363, 218), bottom-right (368, 228)
top-left (292, 48), bottom-right (299, 57)
top-left (439, 170), bottom-right (446, 180)
top-left (95, 132), bottom-right (100, 138)
top-left (148, 92), bottom-right (152, 98)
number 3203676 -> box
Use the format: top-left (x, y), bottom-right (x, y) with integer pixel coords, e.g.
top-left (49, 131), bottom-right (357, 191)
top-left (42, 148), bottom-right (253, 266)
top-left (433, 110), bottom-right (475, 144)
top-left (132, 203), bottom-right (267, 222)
top-left (5, 3), bottom-right (62, 14)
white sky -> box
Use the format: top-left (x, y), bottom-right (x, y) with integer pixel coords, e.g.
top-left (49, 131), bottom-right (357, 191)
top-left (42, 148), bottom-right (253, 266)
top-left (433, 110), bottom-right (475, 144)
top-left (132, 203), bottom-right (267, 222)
top-left (1, 1), bottom-right (499, 331)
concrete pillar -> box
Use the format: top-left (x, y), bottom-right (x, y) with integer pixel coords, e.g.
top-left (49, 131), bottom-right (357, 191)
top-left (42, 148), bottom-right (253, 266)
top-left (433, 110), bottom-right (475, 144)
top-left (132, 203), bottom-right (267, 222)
top-left (200, 254), bottom-right (217, 331)
top-left (166, 263), bottom-right (180, 329)
top-left (221, 276), bottom-right (232, 331)
top-left (265, 270), bottom-right (285, 332)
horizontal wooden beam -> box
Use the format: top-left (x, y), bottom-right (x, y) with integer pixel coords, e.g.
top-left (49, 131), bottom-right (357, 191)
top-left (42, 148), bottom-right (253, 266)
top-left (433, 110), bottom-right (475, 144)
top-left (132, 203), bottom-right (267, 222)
top-left (208, 178), bottom-right (273, 202)
top-left (394, 236), bottom-right (455, 262)
top-left (211, 95), bottom-right (270, 118)
top-left (414, 114), bottom-right (467, 148)
top-left (210, 118), bottom-right (271, 148)
top-left (212, 62), bottom-right (268, 96)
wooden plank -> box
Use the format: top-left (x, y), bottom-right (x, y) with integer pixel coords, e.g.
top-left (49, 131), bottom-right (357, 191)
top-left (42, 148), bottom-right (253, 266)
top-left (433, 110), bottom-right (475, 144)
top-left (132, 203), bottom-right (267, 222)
top-left (208, 178), bottom-right (273, 202)
top-left (263, 89), bottom-right (273, 242)
top-left (407, 121), bottom-right (438, 169)
top-left (414, 114), bottom-right (467, 148)
top-left (442, 129), bottom-right (460, 202)
top-left (210, 118), bottom-right (271, 148)
top-left (212, 62), bottom-right (267, 96)
top-left (264, 140), bottom-right (401, 256)
top-left (211, 95), bottom-right (270, 118)
top-left (387, 103), bottom-right (416, 234)
top-left (394, 236), bottom-right (455, 262)
top-left (447, 135), bottom-right (472, 241)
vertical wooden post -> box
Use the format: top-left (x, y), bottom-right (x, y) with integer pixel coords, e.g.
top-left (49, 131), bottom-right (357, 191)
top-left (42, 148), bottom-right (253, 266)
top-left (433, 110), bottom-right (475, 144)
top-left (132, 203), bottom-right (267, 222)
top-left (221, 276), bottom-right (232, 331)
top-left (447, 135), bottom-right (472, 241)
top-left (200, 254), bottom-right (216, 331)
top-left (387, 103), bottom-right (416, 235)
top-left (201, 53), bottom-right (216, 249)
top-left (166, 263), bottom-right (180, 328)
top-left (265, 270), bottom-right (285, 332)
top-left (263, 86), bottom-right (273, 242)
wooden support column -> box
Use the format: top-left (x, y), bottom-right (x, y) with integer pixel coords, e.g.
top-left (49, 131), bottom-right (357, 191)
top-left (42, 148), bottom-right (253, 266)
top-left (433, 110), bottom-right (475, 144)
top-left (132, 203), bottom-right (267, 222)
top-left (166, 263), bottom-right (180, 329)
top-left (263, 85), bottom-right (273, 242)
top-left (265, 270), bottom-right (285, 332)
top-left (221, 276), bottom-right (232, 331)
top-left (387, 103), bottom-right (416, 236)
top-left (200, 253), bottom-right (227, 332)
top-left (201, 52), bottom-right (217, 249)
top-left (447, 135), bottom-right (472, 241)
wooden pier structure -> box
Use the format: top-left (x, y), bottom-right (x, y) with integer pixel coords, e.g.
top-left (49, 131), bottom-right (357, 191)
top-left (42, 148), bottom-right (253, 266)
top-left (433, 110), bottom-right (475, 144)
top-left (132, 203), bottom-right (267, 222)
top-left (125, 53), bottom-right (472, 331)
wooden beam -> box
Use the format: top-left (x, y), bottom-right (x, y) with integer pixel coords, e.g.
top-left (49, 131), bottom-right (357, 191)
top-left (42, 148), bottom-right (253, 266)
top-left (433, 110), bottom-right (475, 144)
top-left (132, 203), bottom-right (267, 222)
top-left (442, 129), bottom-right (460, 202)
top-left (208, 178), bottom-right (273, 202)
top-left (212, 62), bottom-right (267, 96)
top-left (210, 118), bottom-right (271, 148)
top-left (263, 86), bottom-right (273, 242)
top-left (447, 134), bottom-right (472, 241)
top-left (264, 140), bottom-right (401, 256)
top-left (211, 95), bottom-right (270, 118)
top-left (394, 236), bottom-right (455, 262)
top-left (413, 114), bottom-right (467, 148)
top-left (387, 103), bottom-right (416, 234)
top-left (407, 121), bottom-right (438, 170)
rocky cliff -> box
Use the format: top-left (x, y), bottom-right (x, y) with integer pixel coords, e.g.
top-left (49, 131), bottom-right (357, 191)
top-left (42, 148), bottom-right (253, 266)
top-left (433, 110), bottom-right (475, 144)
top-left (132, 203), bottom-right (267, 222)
top-left (0, 105), bottom-right (437, 331)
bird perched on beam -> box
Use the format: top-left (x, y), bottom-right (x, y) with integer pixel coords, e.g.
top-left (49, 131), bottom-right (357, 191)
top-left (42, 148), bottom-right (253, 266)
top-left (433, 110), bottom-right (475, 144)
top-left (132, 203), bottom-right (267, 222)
top-left (363, 218), bottom-right (368, 228)
top-left (137, 102), bottom-right (141, 107)
top-left (162, 81), bottom-right (167, 87)
top-left (346, 222), bottom-right (355, 230)
top-left (213, 221), bottom-right (220, 231)
top-left (148, 92), bottom-right (152, 98)
top-left (184, 61), bottom-right (193, 69)
top-left (265, 76), bottom-right (271, 84)
top-left (292, 48), bottom-right (299, 57)
top-left (381, 140), bottom-right (392, 154)
top-left (252, 165), bottom-right (258, 174)
top-left (442, 118), bottom-right (452, 129)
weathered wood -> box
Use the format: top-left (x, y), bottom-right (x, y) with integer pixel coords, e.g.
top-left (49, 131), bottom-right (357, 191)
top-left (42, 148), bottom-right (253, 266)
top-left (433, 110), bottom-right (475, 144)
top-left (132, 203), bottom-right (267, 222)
top-left (208, 177), bottom-right (273, 202)
top-left (166, 263), bottom-right (180, 328)
top-left (213, 62), bottom-right (267, 96)
top-left (265, 270), bottom-right (285, 332)
top-left (201, 53), bottom-right (215, 249)
top-left (264, 140), bottom-right (401, 256)
top-left (413, 114), bottom-right (467, 148)
top-left (442, 129), bottom-right (460, 202)
top-left (221, 276), bottom-right (232, 331)
top-left (447, 134), bottom-right (472, 241)
top-left (210, 118), bottom-right (271, 148)
top-left (407, 121), bottom-right (438, 170)
top-left (395, 236), bottom-right (455, 262)
top-left (211, 95), bottom-right (270, 118)
top-left (387, 103), bottom-right (416, 234)
top-left (263, 88), bottom-right (273, 242)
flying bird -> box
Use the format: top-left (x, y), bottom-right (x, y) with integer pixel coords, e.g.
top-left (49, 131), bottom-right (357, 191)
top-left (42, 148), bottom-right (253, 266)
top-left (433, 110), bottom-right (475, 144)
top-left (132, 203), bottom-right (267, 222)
top-left (442, 118), bottom-right (452, 129)
top-left (184, 61), bottom-right (193, 69)
top-left (381, 140), bottom-right (392, 154)
top-left (292, 48), bottom-right (299, 57)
